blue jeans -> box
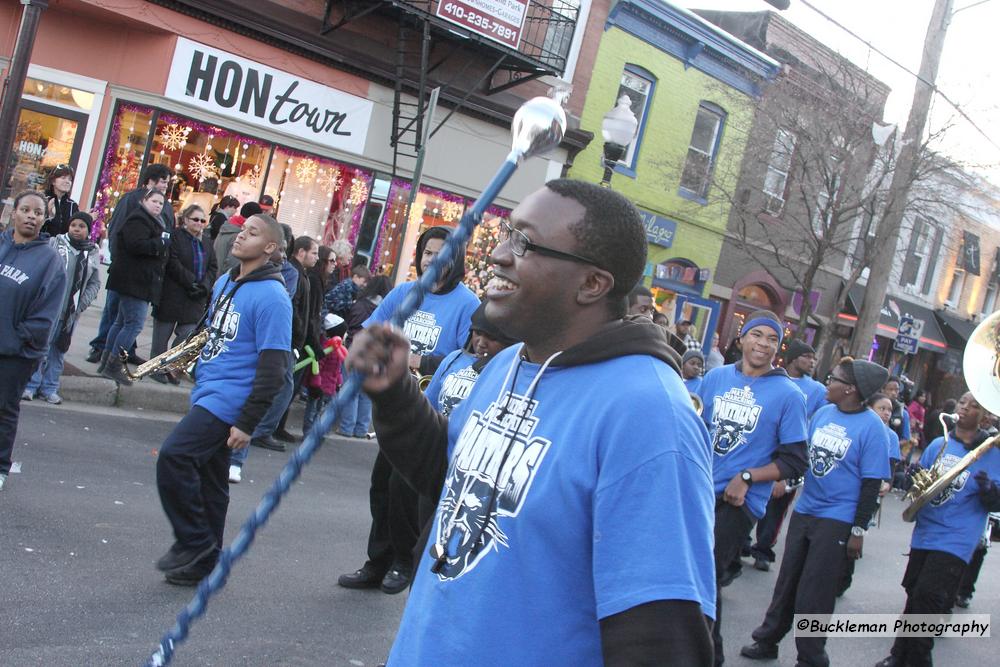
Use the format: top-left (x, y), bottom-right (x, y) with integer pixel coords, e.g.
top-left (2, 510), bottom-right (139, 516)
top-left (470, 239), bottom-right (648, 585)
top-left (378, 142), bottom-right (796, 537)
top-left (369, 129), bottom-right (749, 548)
top-left (105, 295), bottom-right (149, 357)
top-left (25, 322), bottom-right (67, 397)
top-left (303, 395), bottom-right (331, 435)
top-left (90, 289), bottom-right (120, 350)
top-left (338, 388), bottom-right (372, 437)
top-left (230, 353), bottom-right (294, 467)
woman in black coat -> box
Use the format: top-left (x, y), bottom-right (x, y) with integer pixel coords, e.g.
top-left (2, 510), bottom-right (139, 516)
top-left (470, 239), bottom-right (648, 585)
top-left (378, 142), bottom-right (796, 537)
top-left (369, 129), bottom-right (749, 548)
top-left (40, 164), bottom-right (80, 237)
top-left (149, 204), bottom-right (218, 384)
top-left (100, 188), bottom-right (170, 385)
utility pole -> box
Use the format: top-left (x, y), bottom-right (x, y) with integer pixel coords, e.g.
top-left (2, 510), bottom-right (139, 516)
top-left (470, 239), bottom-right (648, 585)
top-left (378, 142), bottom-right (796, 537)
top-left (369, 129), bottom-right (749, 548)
top-left (849, 0), bottom-right (953, 359)
top-left (0, 0), bottom-right (49, 199)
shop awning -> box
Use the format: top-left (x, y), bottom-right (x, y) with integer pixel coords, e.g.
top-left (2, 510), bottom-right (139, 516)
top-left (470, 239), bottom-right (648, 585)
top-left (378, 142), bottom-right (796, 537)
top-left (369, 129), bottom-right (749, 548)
top-left (837, 286), bottom-right (947, 351)
top-left (935, 311), bottom-right (977, 349)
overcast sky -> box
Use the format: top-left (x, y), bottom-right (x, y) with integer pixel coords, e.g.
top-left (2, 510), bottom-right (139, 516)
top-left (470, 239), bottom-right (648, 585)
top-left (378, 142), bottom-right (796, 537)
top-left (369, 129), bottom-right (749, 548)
top-left (685, 0), bottom-right (1000, 182)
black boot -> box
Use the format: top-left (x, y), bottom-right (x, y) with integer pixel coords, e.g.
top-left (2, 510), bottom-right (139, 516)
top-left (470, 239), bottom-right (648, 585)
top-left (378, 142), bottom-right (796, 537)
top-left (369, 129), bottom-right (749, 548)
top-left (740, 641), bottom-right (778, 660)
top-left (86, 347), bottom-right (102, 363)
top-left (97, 350), bottom-right (110, 374)
top-left (102, 357), bottom-right (133, 386)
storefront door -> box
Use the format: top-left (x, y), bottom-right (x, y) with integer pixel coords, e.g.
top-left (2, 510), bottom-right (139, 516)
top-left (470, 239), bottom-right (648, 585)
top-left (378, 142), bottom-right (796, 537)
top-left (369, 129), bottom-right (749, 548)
top-left (4, 99), bottom-right (87, 200)
top-left (674, 294), bottom-right (721, 353)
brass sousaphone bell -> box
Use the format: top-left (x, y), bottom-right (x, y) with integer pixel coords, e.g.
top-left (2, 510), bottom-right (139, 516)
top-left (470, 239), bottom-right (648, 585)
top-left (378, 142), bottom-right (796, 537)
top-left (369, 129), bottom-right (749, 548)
top-left (902, 309), bottom-right (1000, 521)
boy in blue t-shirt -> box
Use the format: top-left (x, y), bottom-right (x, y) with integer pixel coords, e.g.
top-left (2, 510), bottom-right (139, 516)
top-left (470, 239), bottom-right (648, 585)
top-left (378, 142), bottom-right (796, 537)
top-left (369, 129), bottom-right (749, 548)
top-left (681, 349), bottom-right (704, 396)
top-left (154, 215), bottom-right (291, 586)
top-left (348, 181), bottom-right (717, 665)
top-left (748, 340), bottom-right (826, 571)
top-left (340, 226), bottom-right (480, 595)
top-left (876, 391), bottom-right (1000, 667)
top-left (697, 310), bottom-right (808, 666)
top-left (742, 359), bottom-right (890, 667)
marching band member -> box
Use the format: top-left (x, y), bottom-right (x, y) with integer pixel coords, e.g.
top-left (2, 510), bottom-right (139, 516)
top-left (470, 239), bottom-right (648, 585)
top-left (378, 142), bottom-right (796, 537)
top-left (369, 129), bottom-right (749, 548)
top-left (875, 391), bottom-right (1000, 667)
top-left (697, 311), bottom-right (809, 666)
top-left (350, 180), bottom-right (716, 665)
top-left (154, 214), bottom-right (291, 585)
top-left (741, 359), bottom-right (890, 667)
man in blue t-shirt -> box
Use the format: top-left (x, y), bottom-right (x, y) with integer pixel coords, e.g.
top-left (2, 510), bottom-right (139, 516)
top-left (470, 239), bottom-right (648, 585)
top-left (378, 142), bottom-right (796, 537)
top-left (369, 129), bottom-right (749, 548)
top-left (154, 214), bottom-right (292, 586)
top-left (697, 310), bottom-right (808, 666)
top-left (348, 180), bottom-right (716, 665)
top-left (876, 391), bottom-right (1000, 667)
top-left (339, 226), bottom-right (480, 595)
top-left (741, 359), bottom-right (890, 667)
top-left (749, 339), bottom-right (826, 571)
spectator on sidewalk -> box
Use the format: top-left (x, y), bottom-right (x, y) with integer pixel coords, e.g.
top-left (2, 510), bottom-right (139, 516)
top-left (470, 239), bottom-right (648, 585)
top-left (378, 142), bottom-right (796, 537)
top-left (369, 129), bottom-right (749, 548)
top-left (39, 164), bottom-right (79, 238)
top-left (23, 212), bottom-right (101, 404)
top-left (149, 204), bottom-right (217, 384)
top-left (335, 275), bottom-right (391, 439)
top-left (208, 195), bottom-right (239, 241)
top-left (87, 164), bottom-right (173, 364)
top-left (705, 331), bottom-right (725, 372)
top-left (0, 191), bottom-right (67, 492)
top-left (330, 238), bottom-right (355, 284)
top-left (325, 264), bottom-right (370, 320)
top-left (99, 188), bottom-right (170, 386)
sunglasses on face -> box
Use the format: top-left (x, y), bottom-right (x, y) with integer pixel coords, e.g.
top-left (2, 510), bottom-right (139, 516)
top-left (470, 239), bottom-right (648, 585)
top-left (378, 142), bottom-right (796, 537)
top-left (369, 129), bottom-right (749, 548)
top-left (188, 217), bottom-right (206, 223)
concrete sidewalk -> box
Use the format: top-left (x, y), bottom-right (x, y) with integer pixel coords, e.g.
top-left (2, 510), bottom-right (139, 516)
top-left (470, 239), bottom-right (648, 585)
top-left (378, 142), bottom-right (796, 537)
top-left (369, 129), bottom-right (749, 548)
top-left (55, 264), bottom-right (306, 428)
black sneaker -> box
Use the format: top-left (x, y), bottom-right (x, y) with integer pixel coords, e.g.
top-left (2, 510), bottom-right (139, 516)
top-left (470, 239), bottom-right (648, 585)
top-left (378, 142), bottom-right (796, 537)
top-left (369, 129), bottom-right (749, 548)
top-left (338, 567), bottom-right (383, 589)
top-left (740, 641), bottom-right (778, 660)
top-left (753, 557), bottom-right (770, 572)
top-left (873, 658), bottom-right (899, 667)
top-left (251, 436), bottom-right (286, 452)
top-left (155, 543), bottom-right (216, 574)
top-left (955, 594), bottom-right (972, 608)
top-left (127, 352), bottom-right (147, 365)
top-left (273, 428), bottom-right (301, 443)
top-left (86, 347), bottom-right (102, 363)
top-left (719, 560), bottom-right (743, 587)
top-left (381, 568), bottom-right (411, 594)
top-left (149, 372), bottom-right (169, 384)
top-left (164, 570), bottom-right (206, 587)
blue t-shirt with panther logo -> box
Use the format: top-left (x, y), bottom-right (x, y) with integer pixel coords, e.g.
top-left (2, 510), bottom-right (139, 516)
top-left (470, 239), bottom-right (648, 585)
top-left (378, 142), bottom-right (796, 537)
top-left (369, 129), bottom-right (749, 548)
top-left (364, 281), bottom-right (479, 357)
top-left (911, 434), bottom-right (1000, 562)
top-left (191, 271), bottom-right (292, 425)
top-left (698, 363), bottom-right (808, 519)
top-left (387, 345), bottom-right (717, 665)
top-left (796, 404), bottom-right (891, 524)
top-left (424, 349), bottom-right (479, 416)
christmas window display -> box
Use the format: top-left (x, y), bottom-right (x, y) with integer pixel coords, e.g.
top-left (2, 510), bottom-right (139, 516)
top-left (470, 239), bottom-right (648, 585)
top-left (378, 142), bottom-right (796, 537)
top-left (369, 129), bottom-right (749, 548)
top-left (262, 146), bottom-right (373, 242)
top-left (91, 103), bottom-right (155, 240)
top-left (374, 178), bottom-right (509, 294)
top-left (149, 112), bottom-right (270, 216)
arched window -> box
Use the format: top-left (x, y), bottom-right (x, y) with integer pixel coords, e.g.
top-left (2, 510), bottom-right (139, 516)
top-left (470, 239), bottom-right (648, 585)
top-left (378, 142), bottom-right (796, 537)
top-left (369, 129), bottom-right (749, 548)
top-left (614, 64), bottom-right (656, 174)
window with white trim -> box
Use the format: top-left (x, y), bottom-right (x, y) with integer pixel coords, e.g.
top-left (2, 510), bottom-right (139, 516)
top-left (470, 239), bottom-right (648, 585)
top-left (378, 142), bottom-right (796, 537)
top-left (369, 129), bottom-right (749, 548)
top-left (982, 281), bottom-right (998, 315)
top-left (811, 154), bottom-right (842, 236)
top-left (763, 129), bottom-right (796, 215)
top-left (614, 67), bottom-right (654, 169)
top-left (680, 103), bottom-right (725, 199)
top-left (945, 267), bottom-right (966, 307)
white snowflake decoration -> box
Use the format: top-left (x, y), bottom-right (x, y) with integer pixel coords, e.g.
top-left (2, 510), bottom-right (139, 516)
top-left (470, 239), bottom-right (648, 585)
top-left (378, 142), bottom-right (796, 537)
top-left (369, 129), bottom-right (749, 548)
top-left (295, 158), bottom-right (318, 184)
top-left (316, 167), bottom-right (343, 193)
top-left (188, 151), bottom-right (218, 182)
top-left (156, 123), bottom-right (191, 151)
top-left (348, 179), bottom-right (370, 206)
top-left (441, 200), bottom-right (464, 222)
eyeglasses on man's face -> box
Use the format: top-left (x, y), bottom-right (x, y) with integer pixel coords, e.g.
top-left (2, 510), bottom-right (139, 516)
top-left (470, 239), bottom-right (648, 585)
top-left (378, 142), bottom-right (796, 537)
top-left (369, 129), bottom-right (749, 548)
top-left (824, 373), bottom-right (850, 386)
top-left (498, 219), bottom-right (604, 270)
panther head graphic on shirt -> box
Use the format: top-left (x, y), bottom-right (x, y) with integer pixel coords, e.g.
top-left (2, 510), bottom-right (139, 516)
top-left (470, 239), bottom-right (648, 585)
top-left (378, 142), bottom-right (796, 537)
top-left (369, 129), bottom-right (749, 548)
top-left (711, 387), bottom-right (762, 456)
top-left (808, 422), bottom-right (852, 477)
top-left (928, 453), bottom-right (971, 507)
top-left (433, 392), bottom-right (551, 580)
top-left (404, 310), bottom-right (443, 355)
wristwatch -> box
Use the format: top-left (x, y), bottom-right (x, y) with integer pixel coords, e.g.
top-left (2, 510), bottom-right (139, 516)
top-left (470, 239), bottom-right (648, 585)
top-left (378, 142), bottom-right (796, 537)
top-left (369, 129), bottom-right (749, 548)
top-left (851, 526), bottom-right (866, 537)
top-left (740, 469), bottom-right (753, 485)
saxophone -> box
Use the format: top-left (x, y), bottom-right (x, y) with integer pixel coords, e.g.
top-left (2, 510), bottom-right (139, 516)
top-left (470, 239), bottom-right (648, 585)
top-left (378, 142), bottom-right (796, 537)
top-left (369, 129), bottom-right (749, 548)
top-left (120, 329), bottom-right (211, 381)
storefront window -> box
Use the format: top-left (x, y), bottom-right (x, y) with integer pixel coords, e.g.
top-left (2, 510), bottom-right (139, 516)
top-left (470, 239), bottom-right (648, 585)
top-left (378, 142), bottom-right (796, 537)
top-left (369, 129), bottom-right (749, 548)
top-left (374, 179), bottom-right (507, 293)
top-left (6, 106), bottom-right (81, 197)
top-left (151, 111), bottom-right (270, 220)
top-left (91, 103), bottom-right (155, 238)
top-left (22, 77), bottom-right (94, 111)
top-left (262, 147), bottom-right (372, 241)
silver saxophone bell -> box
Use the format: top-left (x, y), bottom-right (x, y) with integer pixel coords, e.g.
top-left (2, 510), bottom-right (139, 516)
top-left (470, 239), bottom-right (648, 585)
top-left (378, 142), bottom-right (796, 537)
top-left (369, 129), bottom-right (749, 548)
top-left (510, 96), bottom-right (567, 162)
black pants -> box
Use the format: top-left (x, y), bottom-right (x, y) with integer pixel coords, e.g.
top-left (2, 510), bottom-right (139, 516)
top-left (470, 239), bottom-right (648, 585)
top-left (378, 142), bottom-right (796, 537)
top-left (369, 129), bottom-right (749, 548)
top-left (957, 544), bottom-right (987, 599)
top-left (0, 356), bottom-right (38, 475)
top-left (276, 367), bottom-right (306, 433)
top-left (713, 499), bottom-right (756, 666)
top-left (156, 406), bottom-right (232, 552)
top-left (750, 490), bottom-right (796, 562)
top-left (890, 549), bottom-right (966, 667)
top-left (752, 512), bottom-right (850, 667)
top-left (363, 451), bottom-right (420, 575)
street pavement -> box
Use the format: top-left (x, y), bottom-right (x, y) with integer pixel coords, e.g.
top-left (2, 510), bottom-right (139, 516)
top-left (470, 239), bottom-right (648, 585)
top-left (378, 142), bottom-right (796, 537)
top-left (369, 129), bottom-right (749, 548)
top-left (3, 401), bottom-right (998, 666)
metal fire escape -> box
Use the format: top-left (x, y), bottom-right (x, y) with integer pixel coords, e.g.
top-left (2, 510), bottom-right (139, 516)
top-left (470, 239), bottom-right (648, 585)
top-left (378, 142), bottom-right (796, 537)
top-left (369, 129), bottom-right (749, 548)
top-left (321, 0), bottom-right (579, 180)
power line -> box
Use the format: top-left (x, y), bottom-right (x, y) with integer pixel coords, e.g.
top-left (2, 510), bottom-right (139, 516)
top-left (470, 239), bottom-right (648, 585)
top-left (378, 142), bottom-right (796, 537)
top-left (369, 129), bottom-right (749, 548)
top-left (798, 0), bottom-right (1000, 153)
